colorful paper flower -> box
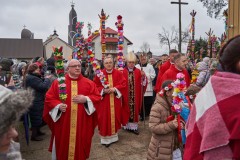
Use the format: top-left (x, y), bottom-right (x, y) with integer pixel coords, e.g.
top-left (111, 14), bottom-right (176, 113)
top-left (99, 9), bottom-right (109, 60)
top-left (115, 15), bottom-right (125, 70)
top-left (53, 46), bottom-right (67, 102)
top-left (158, 84), bottom-right (173, 97)
top-left (73, 21), bottom-right (85, 60)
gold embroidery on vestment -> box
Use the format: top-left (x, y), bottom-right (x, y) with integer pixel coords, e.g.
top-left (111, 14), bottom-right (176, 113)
top-left (68, 81), bottom-right (78, 160)
top-left (108, 74), bottom-right (115, 135)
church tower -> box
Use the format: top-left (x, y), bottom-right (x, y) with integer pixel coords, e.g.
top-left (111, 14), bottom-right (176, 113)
top-left (68, 2), bottom-right (77, 46)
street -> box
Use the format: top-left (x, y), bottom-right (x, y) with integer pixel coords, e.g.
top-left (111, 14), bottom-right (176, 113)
top-left (20, 120), bottom-right (152, 160)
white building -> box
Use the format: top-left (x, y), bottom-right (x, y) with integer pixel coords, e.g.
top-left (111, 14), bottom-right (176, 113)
top-left (92, 27), bottom-right (133, 60)
top-left (44, 30), bottom-right (74, 60)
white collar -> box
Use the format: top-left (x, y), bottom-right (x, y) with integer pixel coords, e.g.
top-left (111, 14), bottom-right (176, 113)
top-left (106, 69), bottom-right (113, 73)
top-left (128, 68), bottom-right (134, 72)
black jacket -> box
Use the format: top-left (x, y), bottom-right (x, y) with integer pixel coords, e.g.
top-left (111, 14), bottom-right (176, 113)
top-left (25, 73), bottom-right (51, 127)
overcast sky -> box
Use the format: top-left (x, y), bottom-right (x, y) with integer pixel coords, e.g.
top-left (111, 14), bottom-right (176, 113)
top-left (0, 0), bottom-right (225, 55)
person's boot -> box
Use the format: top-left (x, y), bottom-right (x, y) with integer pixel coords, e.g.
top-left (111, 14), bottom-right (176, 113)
top-left (105, 144), bottom-right (111, 148)
top-left (37, 127), bottom-right (46, 136)
top-left (31, 127), bottom-right (43, 141)
top-left (132, 129), bottom-right (139, 135)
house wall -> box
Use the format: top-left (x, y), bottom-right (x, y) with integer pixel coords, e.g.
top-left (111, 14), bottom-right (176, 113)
top-left (93, 36), bottom-right (130, 60)
top-left (44, 38), bottom-right (73, 60)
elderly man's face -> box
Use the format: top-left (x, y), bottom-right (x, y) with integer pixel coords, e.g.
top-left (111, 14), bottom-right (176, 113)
top-left (127, 61), bottom-right (135, 69)
top-left (104, 57), bottom-right (114, 71)
top-left (0, 126), bottom-right (18, 153)
top-left (67, 60), bottom-right (81, 77)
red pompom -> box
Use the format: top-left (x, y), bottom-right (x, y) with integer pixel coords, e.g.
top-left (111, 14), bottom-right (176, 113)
top-left (117, 15), bottom-right (122, 20)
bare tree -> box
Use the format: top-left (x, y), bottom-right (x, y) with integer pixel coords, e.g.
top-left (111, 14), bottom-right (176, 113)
top-left (158, 26), bottom-right (178, 51)
top-left (158, 26), bottom-right (190, 52)
top-left (175, 28), bottom-right (190, 44)
top-left (198, 0), bottom-right (228, 19)
top-left (140, 42), bottom-right (150, 53)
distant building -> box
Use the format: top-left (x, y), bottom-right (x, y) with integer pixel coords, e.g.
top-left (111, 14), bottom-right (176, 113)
top-left (0, 28), bottom-right (43, 60)
top-left (68, 3), bottom-right (77, 47)
top-left (135, 49), bottom-right (153, 59)
top-left (147, 49), bottom-right (153, 59)
top-left (152, 55), bottom-right (161, 61)
top-left (21, 28), bottom-right (34, 39)
top-left (44, 30), bottom-right (74, 60)
top-left (92, 27), bottom-right (133, 60)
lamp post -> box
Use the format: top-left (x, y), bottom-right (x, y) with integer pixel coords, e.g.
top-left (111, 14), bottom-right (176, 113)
top-left (171, 0), bottom-right (188, 53)
top-left (68, 31), bottom-right (78, 47)
top-left (72, 16), bottom-right (77, 25)
top-left (68, 15), bottom-right (78, 46)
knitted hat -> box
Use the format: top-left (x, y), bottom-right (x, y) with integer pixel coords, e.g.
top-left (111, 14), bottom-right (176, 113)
top-left (17, 62), bottom-right (27, 71)
top-left (0, 58), bottom-right (13, 71)
top-left (0, 86), bottom-right (34, 137)
top-left (197, 61), bottom-right (208, 71)
top-left (202, 57), bottom-right (210, 65)
top-left (17, 62), bottom-right (27, 76)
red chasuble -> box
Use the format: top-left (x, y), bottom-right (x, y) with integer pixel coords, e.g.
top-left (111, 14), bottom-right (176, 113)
top-left (159, 65), bottom-right (190, 88)
top-left (155, 60), bottom-right (171, 93)
top-left (93, 68), bottom-right (128, 136)
top-left (43, 74), bottom-right (101, 160)
top-left (122, 67), bottom-right (147, 122)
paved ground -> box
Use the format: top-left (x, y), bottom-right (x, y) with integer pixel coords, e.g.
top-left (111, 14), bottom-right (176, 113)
top-left (19, 120), bottom-right (152, 160)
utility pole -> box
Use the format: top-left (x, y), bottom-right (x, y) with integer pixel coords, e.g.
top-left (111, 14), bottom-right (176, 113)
top-left (171, 0), bottom-right (188, 53)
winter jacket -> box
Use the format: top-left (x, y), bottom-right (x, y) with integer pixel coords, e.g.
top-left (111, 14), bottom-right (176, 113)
top-left (196, 61), bottom-right (210, 87)
top-left (25, 73), bottom-right (51, 127)
top-left (147, 94), bottom-right (179, 160)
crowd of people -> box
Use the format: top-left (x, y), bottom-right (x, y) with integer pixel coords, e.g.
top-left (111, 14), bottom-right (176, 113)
top-left (1, 36), bottom-right (240, 160)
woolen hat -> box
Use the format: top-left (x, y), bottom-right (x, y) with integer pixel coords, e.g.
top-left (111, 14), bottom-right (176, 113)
top-left (0, 58), bottom-right (13, 71)
top-left (0, 86), bottom-right (34, 137)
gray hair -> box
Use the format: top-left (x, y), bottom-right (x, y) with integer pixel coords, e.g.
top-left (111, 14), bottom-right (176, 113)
top-left (66, 59), bottom-right (81, 68)
top-left (103, 55), bottom-right (114, 64)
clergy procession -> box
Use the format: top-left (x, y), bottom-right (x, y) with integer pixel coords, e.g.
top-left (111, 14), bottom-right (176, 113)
top-left (1, 0), bottom-right (240, 160)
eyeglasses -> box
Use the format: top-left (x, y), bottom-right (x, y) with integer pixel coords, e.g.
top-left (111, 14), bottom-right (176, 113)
top-left (104, 62), bottom-right (113, 64)
top-left (68, 65), bottom-right (81, 68)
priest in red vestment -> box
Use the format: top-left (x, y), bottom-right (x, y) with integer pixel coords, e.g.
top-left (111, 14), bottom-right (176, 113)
top-left (122, 52), bottom-right (147, 135)
top-left (155, 49), bottom-right (178, 93)
top-left (43, 59), bottom-right (101, 160)
top-left (158, 54), bottom-right (190, 89)
top-left (93, 55), bottom-right (128, 147)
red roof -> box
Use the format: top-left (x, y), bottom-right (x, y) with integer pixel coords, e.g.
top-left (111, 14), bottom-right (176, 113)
top-left (105, 27), bottom-right (118, 34)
